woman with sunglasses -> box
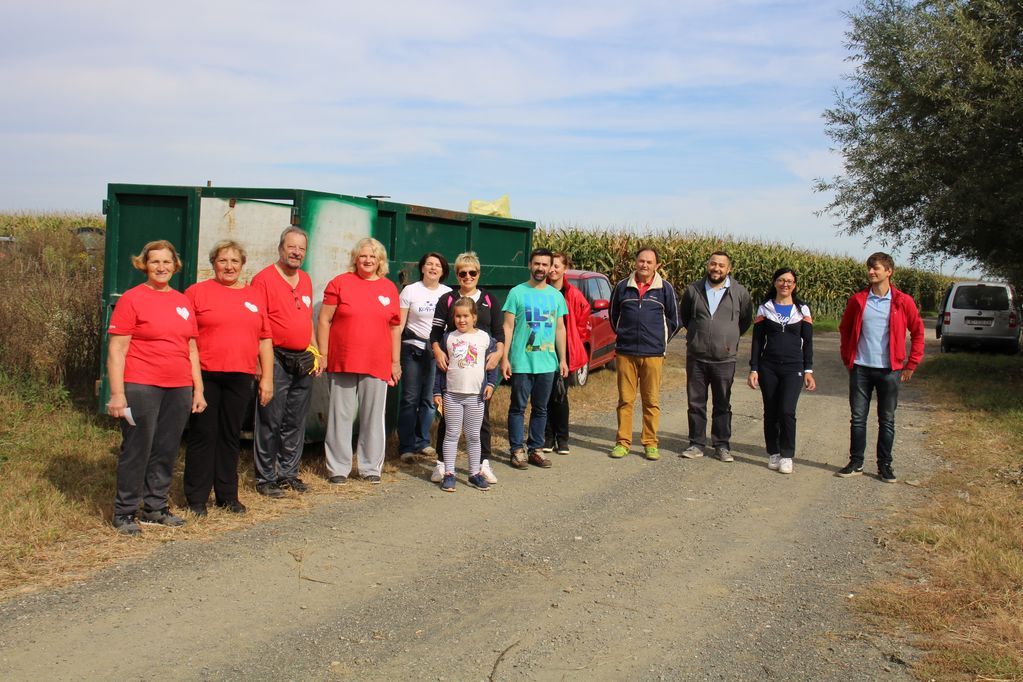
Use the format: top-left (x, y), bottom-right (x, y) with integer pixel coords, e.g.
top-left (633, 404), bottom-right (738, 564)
top-left (430, 252), bottom-right (504, 484)
top-left (746, 267), bottom-right (816, 475)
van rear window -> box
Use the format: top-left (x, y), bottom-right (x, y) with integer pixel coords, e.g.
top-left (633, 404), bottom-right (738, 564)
top-left (952, 286), bottom-right (1009, 310)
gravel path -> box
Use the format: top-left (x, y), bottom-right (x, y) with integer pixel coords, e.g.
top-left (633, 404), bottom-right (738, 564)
top-left (0, 332), bottom-right (937, 680)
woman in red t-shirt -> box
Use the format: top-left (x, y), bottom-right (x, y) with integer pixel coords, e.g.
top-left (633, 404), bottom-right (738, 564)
top-left (182, 240), bottom-right (274, 516)
top-left (316, 237), bottom-right (400, 484)
top-left (106, 240), bottom-right (206, 536)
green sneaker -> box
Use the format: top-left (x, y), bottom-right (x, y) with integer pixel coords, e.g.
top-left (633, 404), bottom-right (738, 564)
top-left (610, 444), bottom-right (629, 459)
top-left (644, 446), bottom-right (660, 461)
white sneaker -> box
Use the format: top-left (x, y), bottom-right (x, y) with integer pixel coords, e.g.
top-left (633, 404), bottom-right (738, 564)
top-left (430, 462), bottom-right (444, 483)
top-left (779, 457), bottom-right (794, 474)
top-left (767, 454), bottom-right (781, 470)
top-left (680, 445), bottom-right (704, 459)
top-left (480, 459), bottom-right (498, 484)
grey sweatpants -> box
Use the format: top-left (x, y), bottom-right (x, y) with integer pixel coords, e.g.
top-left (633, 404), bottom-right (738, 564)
top-left (114, 383), bottom-right (192, 516)
top-left (324, 372), bottom-right (388, 478)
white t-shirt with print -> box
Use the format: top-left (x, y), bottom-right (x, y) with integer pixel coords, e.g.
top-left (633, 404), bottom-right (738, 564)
top-left (399, 281), bottom-right (452, 349)
top-left (444, 329), bottom-right (491, 395)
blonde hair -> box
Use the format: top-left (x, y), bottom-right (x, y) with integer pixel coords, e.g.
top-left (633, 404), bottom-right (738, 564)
top-left (347, 237), bottom-right (389, 277)
top-left (131, 240), bottom-right (183, 273)
top-left (208, 240), bottom-right (247, 265)
top-left (453, 251), bottom-right (481, 273)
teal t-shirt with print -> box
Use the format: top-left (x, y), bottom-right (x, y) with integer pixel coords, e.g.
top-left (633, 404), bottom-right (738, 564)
top-left (502, 282), bottom-right (567, 374)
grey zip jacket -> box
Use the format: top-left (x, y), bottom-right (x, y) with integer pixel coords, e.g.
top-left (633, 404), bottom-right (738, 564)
top-left (680, 277), bottom-right (753, 362)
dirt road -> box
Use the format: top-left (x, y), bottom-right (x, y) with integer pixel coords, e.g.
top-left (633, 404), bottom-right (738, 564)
top-left (0, 332), bottom-right (937, 680)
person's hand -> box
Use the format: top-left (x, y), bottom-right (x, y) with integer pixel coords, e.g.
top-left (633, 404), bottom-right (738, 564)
top-left (314, 354), bottom-right (327, 377)
top-left (433, 395), bottom-right (442, 409)
top-left (747, 371), bottom-right (759, 389)
top-left (485, 352), bottom-right (501, 371)
top-left (107, 393), bottom-right (127, 418)
top-left (258, 377), bottom-right (274, 406)
top-left (559, 360), bottom-right (569, 378)
top-left (901, 368), bottom-right (914, 382)
top-left (434, 350), bottom-right (448, 372)
top-left (391, 361), bottom-right (402, 385)
top-left (483, 385), bottom-right (494, 400)
top-left (804, 373), bottom-right (817, 391)
top-left (191, 390), bottom-right (207, 414)
top-left (501, 358), bottom-right (512, 381)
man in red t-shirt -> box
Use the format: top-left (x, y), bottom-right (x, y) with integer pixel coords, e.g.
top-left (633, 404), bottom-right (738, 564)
top-left (251, 227), bottom-right (320, 497)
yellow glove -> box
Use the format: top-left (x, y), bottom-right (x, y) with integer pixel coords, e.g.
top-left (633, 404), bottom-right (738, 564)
top-left (306, 344), bottom-right (323, 375)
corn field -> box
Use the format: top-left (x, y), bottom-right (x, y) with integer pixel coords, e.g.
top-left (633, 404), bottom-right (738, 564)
top-left (535, 226), bottom-right (950, 318)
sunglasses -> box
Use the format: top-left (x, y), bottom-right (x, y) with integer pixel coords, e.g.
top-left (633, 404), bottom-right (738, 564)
top-left (457, 270), bottom-right (478, 278)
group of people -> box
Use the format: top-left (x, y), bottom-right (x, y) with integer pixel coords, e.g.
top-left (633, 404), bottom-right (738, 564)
top-left (104, 229), bottom-right (925, 535)
top-left (607, 247), bottom-right (925, 484)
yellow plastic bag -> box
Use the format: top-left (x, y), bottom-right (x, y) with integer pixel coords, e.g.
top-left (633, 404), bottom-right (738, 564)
top-left (468, 194), bottom-right (511, 218)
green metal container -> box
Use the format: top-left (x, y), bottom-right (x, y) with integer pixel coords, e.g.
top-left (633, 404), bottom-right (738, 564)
top-left (99, 183), bottom-right (535, 440)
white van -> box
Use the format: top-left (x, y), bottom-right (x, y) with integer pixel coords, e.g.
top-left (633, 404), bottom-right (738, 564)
top-left (936, 282), bottom-right (1020, 354)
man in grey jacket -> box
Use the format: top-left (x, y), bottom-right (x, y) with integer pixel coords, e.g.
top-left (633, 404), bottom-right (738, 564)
top-left (679, 251), bottom-right (753, 462)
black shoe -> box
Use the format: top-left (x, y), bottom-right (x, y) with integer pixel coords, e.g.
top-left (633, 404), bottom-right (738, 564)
top-left (328, 475), bottom-right (347, 485)
top-left (363, 475), bottom-right (381, 484)
top-left (278, 477), bottom-right (309, 493)
top-left (188, 503), bottom-right (208, 517)
top-left (113, 514), bottom-right (142, 536)
top-left (836, 462), bottom-right (864, 478)
top-left (256, 482), bottom-right (285, 498)
top-left (878, 464), bottom-right (898, 483)
top-left (139, 508), bottom-right (186, 527)
top-left (215, 500), bottom-right (247, 514)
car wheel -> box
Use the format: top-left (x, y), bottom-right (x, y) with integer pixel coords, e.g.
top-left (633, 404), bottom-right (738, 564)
top-left (940, 338), bottom-right (951, 353)
top-left (569, 361), bottom-right (589, 387)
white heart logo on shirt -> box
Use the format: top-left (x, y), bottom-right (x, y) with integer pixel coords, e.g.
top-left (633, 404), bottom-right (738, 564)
top-left (244, 301), bottom-right (258, 313)
top-left (301, 295), bottom-right (312, 308)
top-left (378, 296), bottom-right (390, 306)
top-left (176, 307), bottom-right (190, 320)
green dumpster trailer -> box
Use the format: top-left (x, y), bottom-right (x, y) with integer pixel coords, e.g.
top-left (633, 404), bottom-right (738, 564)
top-left (99, 183), bottom-right (536, 441)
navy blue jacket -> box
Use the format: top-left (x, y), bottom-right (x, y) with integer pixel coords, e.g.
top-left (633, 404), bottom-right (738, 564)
top-left (609, 272), bottom-right (681, 357)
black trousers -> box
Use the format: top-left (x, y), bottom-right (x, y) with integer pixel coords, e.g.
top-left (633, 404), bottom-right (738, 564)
top-left (254, 355), bottom-right (312, 485)
top-left (757, 361), bottom-right (803, 458)
top-left (544, 378), bottom-right (569, 448)
top-left (686, 358), bottom-right (736, 449)
top-left (435, 398), bottom-right (492, 463)
top-left (114, 384), bottom-right (192, 516)
top-left (184, 371), bottom-right (254, 505)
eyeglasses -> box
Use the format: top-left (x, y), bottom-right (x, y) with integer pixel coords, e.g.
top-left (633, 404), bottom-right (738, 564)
top-left (457, 270), bottom-right (478, 278)
top-left (776, 280), bottom-right (796, 286)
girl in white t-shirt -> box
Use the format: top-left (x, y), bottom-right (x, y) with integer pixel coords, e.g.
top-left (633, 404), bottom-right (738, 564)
top-left (432, 298), bottom-right (498, 492)
top-left (397, 253), bottom-right (452, 461)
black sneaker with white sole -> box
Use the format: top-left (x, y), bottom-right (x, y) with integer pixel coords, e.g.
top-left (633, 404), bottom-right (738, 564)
top-left (138, 507), bottom-right (186, 527)
top-left (836, 462), bottom-right (864, 478)
top-left (878, 464), bottom-right (897, 483)
top-left (113, 514), bottom-right (142, 536)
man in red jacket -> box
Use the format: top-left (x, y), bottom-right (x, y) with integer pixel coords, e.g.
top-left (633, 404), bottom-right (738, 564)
top-left (543, 252), bottom-right (591, 454)
top-left (837, 252), bottom-right (925, 483)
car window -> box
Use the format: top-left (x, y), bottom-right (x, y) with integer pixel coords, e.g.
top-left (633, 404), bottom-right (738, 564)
top-left (952, 286), bottom-right (1009, 311)
top-left (595, 277), bottom-right (612, 301)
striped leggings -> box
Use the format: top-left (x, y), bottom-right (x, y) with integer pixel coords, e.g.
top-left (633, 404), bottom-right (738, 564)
top-left (442, 392), bottom-right (485, 476)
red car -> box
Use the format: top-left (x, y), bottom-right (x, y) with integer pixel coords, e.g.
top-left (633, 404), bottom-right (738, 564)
top-left (565, 269), bottom-right (617, 385)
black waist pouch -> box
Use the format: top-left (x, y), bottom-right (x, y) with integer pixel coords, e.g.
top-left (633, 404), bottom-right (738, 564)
top-left (275, 347), bottom-right (315, 376)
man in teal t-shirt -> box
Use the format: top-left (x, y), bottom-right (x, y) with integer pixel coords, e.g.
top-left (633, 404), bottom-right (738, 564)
top-left (501, 248), bottom-right (568, 470)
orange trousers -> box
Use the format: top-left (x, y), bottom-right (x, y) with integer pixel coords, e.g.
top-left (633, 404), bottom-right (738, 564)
top-left (615, 354), bottom-right (664, 448)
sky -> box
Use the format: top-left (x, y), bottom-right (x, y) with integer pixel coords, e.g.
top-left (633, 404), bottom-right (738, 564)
top-left (0, 0), bottom-right (970, 272)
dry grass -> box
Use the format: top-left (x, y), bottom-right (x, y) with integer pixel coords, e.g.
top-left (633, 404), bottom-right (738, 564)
top-left (858, 353), bottom-right (1023, 680)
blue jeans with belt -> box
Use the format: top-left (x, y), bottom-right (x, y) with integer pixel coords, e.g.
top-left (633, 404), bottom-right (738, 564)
top-left (848, 364), bottom-right (901, 465)
top-left (397, 343), bottom-right (437, 454)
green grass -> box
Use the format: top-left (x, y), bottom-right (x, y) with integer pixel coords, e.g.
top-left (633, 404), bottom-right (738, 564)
top-left (860, 351), bottom-right (1023, 680)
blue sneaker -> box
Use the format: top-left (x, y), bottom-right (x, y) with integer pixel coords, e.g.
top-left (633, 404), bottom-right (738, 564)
top-left (441, 473), bottom-right (456, 492)
top-left (467, 473), bottom-right (490, 491)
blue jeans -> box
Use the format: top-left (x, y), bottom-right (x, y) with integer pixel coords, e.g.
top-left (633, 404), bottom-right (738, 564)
top-left (848, 364), bottom-right (901, 465)
top-left (508, 372), bottom-right (556, 452)
top-left (397, 343), bottom-right (437, 454)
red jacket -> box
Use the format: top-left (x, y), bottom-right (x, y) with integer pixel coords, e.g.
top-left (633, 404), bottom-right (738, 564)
top-left (839, 286), bottom-right (925, 371)
top-left (561, 281), bottom-right (592, 372)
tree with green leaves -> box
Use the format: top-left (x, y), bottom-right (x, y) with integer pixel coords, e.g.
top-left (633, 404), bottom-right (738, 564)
top-left (816, 0), bottom-right (1023, 282)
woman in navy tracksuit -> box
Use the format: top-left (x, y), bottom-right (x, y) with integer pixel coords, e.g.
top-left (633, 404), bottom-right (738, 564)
top-left (747, 268), bottom-right (816, 474)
